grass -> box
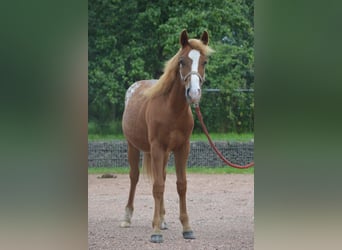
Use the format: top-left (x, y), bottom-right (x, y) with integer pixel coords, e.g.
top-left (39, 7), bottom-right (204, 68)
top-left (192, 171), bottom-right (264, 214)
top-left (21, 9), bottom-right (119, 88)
top-left (88, 134), bottom-right (126, 141)
top-left (88, 166), bottom-right (254, 175)
top-left (190, 132), bottom-right (253, 142)
top-left (88, 122), bottom-right (253, 142)
top-left (88, 133), bottom-right (253, 142)
top-left (88, 131), bottom-right (253, 142)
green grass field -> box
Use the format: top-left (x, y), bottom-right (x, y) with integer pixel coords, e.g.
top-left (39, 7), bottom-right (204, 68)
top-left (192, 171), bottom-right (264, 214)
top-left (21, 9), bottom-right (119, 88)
top-left (88, 121), bottom-right (254, 142)
top-left (88, 166), bottom-right (254, 175)
top-left (88, 132), bottom-right (254, 142)
top-left (88, 133), bottom-right (253, 142)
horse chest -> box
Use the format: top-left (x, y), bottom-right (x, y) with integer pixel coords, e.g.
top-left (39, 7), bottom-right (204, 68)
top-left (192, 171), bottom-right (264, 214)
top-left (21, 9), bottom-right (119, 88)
top-left (152, 116), bottom-right (192, 149)
top-left (167, 129), bottom-right (190, 150)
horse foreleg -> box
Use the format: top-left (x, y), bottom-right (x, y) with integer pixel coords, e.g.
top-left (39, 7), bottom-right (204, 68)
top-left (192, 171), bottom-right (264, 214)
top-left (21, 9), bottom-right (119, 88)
top-left (160, 163), bottom-right (168, 230)
top-left (174, 142), bottom-right (195, 239)
top-left (150, 144), bottom-right (166, 243)
top-left (120, 142), bottom-right (140, 228)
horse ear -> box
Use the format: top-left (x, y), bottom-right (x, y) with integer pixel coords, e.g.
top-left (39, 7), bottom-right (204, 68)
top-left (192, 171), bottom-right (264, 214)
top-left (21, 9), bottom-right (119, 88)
top-left (180, 29), bottom-right (189, 47)
top-left (201, 31), bottom-right (209, 45)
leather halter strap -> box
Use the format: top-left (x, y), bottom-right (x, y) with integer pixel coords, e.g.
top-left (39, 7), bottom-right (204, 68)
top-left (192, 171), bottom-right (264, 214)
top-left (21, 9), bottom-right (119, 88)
top-left (179, 64), bottom-right (205, 84)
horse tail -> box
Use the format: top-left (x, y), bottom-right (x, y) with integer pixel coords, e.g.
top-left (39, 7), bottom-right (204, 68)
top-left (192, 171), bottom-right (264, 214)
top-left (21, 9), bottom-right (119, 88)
top-left (142, 152), bottom-right (153, 181)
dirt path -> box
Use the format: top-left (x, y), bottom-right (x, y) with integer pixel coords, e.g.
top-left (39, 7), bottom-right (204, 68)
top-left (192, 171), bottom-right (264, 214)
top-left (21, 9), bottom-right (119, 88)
top-left (88, 173), bottom-right (254, 250)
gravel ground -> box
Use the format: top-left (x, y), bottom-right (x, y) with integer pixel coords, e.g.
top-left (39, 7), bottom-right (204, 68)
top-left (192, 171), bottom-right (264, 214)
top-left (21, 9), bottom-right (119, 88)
top-left (88, 173), bottom-right (254, 250)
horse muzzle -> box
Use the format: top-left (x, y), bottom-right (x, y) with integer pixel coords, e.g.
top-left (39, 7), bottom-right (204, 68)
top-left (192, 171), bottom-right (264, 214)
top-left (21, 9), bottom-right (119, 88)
top-left (185, 84), bottom-right (202, 104)
top-left (182, 71), bottom-right (204, 104)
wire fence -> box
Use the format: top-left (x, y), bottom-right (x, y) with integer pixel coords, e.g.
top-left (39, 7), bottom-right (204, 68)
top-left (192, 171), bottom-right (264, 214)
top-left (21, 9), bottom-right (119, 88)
top-left (88, 140), bottom-right (254, 168)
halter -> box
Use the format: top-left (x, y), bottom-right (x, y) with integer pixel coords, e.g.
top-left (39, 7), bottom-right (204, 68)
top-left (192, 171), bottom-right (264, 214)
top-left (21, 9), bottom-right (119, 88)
top-left (179, 63), bottom-right (205, 104)
top-left (179, 63), bottom-right (205, 84)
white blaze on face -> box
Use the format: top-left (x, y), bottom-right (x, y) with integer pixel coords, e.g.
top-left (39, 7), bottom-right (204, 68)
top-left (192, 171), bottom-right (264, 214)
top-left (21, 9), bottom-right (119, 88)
top-left (188, 49), bottom-right (201, 102)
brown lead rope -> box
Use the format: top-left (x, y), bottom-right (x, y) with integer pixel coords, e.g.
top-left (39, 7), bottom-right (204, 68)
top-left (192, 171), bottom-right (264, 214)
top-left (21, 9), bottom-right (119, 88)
top-left (194, 105), bottom-right (254, 169)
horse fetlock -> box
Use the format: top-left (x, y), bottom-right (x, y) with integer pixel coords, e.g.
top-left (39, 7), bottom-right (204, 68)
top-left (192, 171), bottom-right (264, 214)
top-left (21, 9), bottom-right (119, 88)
top-left (119, 207), bottom-right (133, 228)
top-left (119, 220), bottom-right (131, 228)
top-left (152, 217), bottom-right (162, 231)
top-left (160, 220), bottom-right (168, 230)
top-left (125, 206), bottom-right (133, 218)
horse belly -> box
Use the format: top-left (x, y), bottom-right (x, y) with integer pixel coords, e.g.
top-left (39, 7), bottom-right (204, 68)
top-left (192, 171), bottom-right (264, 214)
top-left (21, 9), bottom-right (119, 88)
top-left (122, 81), bottom-right (155, 152)
top-left (123, 114), bottom-right (149, 152)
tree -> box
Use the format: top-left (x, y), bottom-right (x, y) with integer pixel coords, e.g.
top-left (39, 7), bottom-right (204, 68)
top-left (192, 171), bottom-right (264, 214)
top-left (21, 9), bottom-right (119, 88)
top-left (88, 0), bottom-right (254, 133)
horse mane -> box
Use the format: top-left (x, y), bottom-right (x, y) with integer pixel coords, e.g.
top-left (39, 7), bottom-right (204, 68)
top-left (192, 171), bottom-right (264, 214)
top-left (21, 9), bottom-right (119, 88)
top-left (144, 39), bottom-right (214, 99)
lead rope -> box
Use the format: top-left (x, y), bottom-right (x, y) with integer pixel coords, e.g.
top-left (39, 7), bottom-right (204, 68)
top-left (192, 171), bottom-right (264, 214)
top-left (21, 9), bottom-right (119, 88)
top-left (194, 104), bottom-right (254, 169)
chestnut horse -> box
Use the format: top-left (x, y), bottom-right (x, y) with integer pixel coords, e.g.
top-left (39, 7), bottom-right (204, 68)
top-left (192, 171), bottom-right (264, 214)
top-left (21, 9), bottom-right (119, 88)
top-left (120, 30), bottom-right (213, 243)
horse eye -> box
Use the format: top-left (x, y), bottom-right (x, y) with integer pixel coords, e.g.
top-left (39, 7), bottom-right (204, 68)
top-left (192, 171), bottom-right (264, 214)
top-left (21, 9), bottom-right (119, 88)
top-left (179, 58), bottom-right (185, 66)
top-left (203, 61), bottom-right (207, 66)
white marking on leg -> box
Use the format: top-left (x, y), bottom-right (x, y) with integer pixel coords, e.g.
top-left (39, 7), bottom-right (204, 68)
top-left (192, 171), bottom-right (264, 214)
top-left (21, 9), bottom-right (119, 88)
top-left (120, 207), bottom-right (133, 228)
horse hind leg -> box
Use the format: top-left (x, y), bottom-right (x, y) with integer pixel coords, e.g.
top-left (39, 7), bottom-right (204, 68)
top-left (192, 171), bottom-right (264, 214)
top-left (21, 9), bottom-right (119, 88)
top-left (160, 155), bottom-right (169, 230)
top-left (120, 142), bottom-right (140, 228)
top-left (148, 144), bottom-right (170, 243)
top-left (143, 152), bottom-right (168, 231)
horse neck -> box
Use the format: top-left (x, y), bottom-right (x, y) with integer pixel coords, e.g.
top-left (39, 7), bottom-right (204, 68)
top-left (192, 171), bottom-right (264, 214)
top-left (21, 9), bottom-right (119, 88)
top-left (166, 77), bottom-right (189, 114)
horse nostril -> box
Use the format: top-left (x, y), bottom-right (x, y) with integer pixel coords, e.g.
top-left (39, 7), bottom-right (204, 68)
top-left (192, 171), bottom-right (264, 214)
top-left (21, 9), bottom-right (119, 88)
top-left (198, 89), bottom-right (201, 95)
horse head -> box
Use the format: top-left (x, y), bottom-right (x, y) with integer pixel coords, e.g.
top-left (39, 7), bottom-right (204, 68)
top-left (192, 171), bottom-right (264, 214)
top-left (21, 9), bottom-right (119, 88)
top-left (178, 30), bottom-right (210, 105)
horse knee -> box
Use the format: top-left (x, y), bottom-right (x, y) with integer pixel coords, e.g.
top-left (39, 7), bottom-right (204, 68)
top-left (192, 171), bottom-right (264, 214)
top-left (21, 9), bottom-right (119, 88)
top-left (179, 213), bottom-right (189, 223)
top-left (176, 180), bottom-right (187, 194)
top-left (153, 183), bottom-right (165, 197)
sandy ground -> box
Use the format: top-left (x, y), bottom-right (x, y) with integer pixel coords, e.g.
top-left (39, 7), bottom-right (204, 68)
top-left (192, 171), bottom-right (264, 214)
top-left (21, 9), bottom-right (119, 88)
top-left (88, 173), bottom-right (254, 250)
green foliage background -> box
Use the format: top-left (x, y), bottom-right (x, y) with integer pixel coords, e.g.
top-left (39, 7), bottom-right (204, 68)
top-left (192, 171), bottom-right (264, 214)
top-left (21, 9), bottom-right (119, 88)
top-left (89, 0), bottom-right (254, 133)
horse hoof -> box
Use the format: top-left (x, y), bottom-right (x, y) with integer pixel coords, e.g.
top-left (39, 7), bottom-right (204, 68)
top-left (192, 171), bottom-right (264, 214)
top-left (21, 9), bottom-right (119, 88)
top-left (150, 234), bottom-right (163, 243)
top-left (160, 221), bottom-right (168, 230)
top-left (183, 230), bottom-right (196, 239)
top-left (119, 221), bottom-right (131, 228)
